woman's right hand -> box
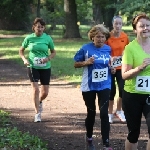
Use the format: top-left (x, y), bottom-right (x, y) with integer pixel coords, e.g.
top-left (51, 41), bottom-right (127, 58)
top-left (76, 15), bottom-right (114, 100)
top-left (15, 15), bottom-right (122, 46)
top-left (138, 58), bottom-right (150, 71)
top-left (86, 56), bottom-right (95, 65)
top-left (23, 59), bottom-right (30, 66)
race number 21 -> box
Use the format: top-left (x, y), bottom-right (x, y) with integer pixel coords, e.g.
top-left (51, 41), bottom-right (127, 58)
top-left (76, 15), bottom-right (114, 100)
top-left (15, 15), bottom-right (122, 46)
top-left (136, 76), bottom-right (150, 92)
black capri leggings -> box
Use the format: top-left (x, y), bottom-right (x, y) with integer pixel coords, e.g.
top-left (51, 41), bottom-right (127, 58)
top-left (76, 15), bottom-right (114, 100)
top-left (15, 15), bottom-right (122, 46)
top-left (122, 90), bottom-right (150, 143)
top-left (109, 69), bottom-right (124, 100)
top-left (82, 89), bottom-right (110, 145)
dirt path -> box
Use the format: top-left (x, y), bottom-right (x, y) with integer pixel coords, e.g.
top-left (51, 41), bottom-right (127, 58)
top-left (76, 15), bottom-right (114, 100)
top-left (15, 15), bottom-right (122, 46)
top-left (0, 57), bottom-right (148, 150)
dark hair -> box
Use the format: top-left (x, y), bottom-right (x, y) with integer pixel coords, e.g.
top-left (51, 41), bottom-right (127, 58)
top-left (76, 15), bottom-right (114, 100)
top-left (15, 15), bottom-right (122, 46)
top-left (132, 13), bottom-right (150, 30)
top-left (112, 16), bottom-right (122, 24)
top-left (32, 18), bottom-right (46, 31)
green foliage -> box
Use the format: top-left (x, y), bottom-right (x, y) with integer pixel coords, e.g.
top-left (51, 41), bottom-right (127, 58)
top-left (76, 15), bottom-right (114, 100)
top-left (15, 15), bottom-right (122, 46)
top-left (0, 0), bottom-right (34, 30)
top-left (0, 110), bottom-right (48, 149)
top-left (108, 0), bottom-right (150, 16)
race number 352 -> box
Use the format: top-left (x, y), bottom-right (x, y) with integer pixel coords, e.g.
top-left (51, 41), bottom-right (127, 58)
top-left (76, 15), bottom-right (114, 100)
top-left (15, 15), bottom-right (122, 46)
top-left (92, 68), bottom-right (108, 82)
top-left (136, 76), bottom-right (150, 92)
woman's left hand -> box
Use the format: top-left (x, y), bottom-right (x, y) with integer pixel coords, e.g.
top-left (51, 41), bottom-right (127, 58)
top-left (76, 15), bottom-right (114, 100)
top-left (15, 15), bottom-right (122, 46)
top-left (41, 58), bottom-right (49, 64)
top-left (111, 67), bottom-right (116, 74)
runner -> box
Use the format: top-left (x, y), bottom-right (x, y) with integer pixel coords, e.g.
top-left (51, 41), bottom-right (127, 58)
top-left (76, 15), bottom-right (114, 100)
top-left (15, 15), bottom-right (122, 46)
top-left (122, 13), bottom-right (150, 150)
top-left (19, 18), bottom-right (56, 122)
top-left (106, 16), bottom-right (129, 123)
top-left (74, 24), bottom-right (114, 150)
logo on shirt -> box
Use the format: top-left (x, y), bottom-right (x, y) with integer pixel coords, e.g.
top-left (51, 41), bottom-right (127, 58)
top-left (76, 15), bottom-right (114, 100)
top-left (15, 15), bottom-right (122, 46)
top-left (92, 54), bottom-right (110, 64)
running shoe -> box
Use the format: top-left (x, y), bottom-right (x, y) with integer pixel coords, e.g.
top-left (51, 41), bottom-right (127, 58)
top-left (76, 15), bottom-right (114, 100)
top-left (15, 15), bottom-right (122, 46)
top-left (39, 102), bottom-right (43, 113)
top-left (34, 113), bottom-right (41, 122)
top-left (115, 111), bottom-right (126, 122)
top-left (103, 143), bottom-right (113, 150)
top-left (108, 114), bottom-right (114, 124)
top-left (85, 135), bottom-right (95, 150)
top-left (103, 147), bottom-right (113, 150)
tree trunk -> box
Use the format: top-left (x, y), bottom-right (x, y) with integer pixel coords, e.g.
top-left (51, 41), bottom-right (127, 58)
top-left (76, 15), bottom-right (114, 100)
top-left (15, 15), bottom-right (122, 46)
top-left (103, 8), bottom-right (115, 31)
top-left (63, 0), bottom-right (81, 38)
top-left (37, 0), bottom-right (41, 17)
top-left (92, 0), bottom-right (103, 25)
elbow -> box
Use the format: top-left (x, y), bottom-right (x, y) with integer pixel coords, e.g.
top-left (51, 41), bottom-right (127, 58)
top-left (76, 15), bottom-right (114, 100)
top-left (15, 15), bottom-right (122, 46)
top-left (74, 63), bottom-right (78, 68)
top-left (122, 75), bottom-right (126, 80)
top-left (122, 74), bottom-right (130, 80)
top-left (53, 50), bottom-right (56, 56)
top-left (122, 72), bottom-right (127, 80)
top-left (74, 62), bottom-right (80, 68)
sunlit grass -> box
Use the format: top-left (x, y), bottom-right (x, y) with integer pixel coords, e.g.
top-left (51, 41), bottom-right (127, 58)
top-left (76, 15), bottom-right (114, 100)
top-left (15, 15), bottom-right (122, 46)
top-left (0, 26), bottom-right (136, 83)
top-left (122, 26), bottom-right (132, 31)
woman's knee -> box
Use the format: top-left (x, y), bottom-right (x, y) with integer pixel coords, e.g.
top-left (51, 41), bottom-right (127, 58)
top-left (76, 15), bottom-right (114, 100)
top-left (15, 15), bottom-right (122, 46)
top-left (41, 91), bottom-right (48, 99)
top-left (127, 130), bottom-right (140, 143)
top-left (33, 87), bottom-right (40, 95)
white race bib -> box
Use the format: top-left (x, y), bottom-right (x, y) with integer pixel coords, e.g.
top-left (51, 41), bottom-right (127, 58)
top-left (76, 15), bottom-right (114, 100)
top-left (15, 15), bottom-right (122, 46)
top-left (111, 56), bottom-right (122, 67)
top-left (135, 76), bottom-right (150, 92)
top-left (92, 68), bottom-right (108, 82)
top-left (33, 57), bottom-right (46, 67)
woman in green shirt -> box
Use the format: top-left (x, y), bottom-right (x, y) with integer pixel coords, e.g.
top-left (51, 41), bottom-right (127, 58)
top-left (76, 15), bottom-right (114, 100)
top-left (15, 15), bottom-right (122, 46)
top-left (19, 18), bottom-right (56, 122)
top-left (122, 13), bottom-right (150, 150)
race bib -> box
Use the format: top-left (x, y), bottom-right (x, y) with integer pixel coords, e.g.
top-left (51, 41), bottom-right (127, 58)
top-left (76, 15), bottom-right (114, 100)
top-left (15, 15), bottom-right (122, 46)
top-left (135, 76), bottom-right (150, 92)
top-left (92, 68), bottom-right (108, 82)
top-left (111, 56), bottom-right (122, 67)
top-left (33, 57), bottom-right (46, 67)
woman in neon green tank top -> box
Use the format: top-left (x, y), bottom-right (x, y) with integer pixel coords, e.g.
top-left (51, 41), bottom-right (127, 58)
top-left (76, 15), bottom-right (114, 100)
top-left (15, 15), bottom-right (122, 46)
top-left (122, 13), bottom-right (150, 150)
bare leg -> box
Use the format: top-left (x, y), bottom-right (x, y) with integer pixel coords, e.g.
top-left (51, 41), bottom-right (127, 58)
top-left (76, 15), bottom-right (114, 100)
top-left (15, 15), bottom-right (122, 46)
top-left (147, 139), bottom-right (150, 150)
top-left (31, 82), bottom-right (40, 114)
top-left (39, 85), bottom-right (49, 102)
top-left (125, 139), bottom-right (138, 150)
top-left (116, 97), bottom-right (122, 111)
top-left (108, 100), bottom-right (114, 114)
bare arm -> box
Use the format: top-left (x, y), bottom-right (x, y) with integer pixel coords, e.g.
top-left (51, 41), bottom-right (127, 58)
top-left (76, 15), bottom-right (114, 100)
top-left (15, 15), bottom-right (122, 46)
top-left (122, 58), bottom-right (150, 80)
top-left (74, 56), bottom-right (94, 68)
top-left (48, 50), bottom-right (56, 60)
top-left (121, 64), bottom-right (143, 80)
top-left (19, 46), bottom-right (29, 66)
top-left (40, 50), bottom-right (56, 64)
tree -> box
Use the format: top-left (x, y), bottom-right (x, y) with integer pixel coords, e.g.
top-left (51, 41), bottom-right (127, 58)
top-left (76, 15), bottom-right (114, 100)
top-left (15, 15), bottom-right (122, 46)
top-left (90, 0), bottom-right (116, 30)
top-left (37, 0), bottom-right (41, 17)
top-left (63, 0), bottom-right (81, 38)
top-left (0, 0), bottom-right (33, 30)
top-left (107, 0), bottom-right (150, 25)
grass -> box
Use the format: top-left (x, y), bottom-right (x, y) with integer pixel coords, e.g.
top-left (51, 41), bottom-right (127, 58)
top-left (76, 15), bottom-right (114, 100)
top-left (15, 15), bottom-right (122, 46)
top-left (0, 110), bottom-right (48, 149)
top-left (0, 25), bottom-right (135, 83)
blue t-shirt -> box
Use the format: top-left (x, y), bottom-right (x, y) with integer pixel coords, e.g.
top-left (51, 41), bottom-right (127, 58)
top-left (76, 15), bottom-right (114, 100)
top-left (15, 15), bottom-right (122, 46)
top-left (74, 42), bottom-right (112, 92)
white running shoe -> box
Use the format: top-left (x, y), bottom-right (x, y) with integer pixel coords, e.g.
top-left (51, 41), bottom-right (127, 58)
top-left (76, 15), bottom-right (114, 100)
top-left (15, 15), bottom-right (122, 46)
top-left (39, 102), bottom-right (43, 113)
top-left (34, 113), bottom-right (41, 122)
top-left (108, 114), bottom-right (114, 124)
top-left (115, 111), bottom-right (126, 122)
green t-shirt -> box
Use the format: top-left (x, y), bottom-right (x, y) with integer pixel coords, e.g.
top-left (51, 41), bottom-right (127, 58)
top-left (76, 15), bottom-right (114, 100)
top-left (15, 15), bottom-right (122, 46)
top-left (22, 33), bottom-right (54, 69)
top-left (122, 39), bottom-right (150, 94)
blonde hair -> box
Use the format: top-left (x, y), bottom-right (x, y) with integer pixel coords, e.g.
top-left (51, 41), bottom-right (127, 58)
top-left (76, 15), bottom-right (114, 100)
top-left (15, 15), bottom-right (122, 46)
top-left (88, 24), bottom-right (110, 41)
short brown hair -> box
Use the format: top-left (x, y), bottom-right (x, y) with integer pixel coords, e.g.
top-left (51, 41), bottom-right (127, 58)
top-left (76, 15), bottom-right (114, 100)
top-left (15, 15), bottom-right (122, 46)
top-left (132, 13), bottom-right (150, 30)
top-left (32, 18), bottom-right (46, 31)
top-left (88, 24), bottom-right (110, 41)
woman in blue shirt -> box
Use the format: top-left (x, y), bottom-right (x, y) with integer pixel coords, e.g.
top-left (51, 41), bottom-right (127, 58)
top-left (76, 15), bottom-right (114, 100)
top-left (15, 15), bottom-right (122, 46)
top-left (74, 24), bottom-right (115, 150)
